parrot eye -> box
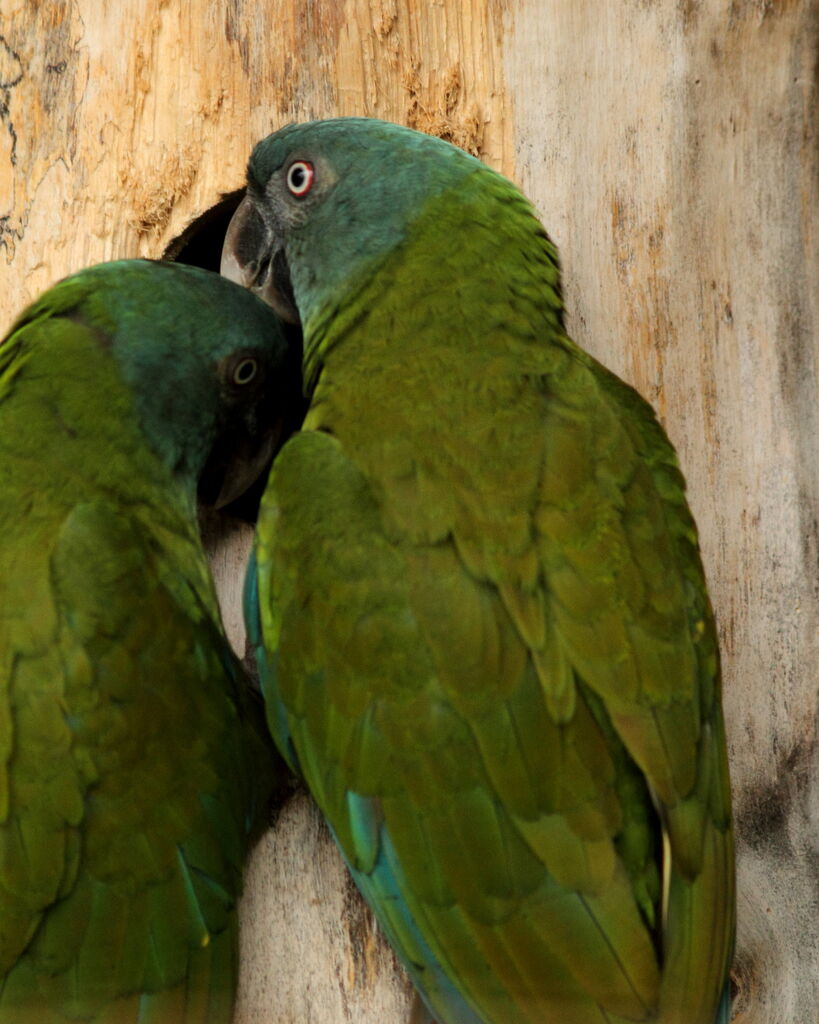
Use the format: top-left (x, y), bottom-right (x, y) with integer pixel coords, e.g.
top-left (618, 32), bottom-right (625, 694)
top-left (232, 357), bottom-right (258, 385)
top-left (286, 161), bottom-right (314, 198)
top-left (220, 350), bottom-right (264, 392)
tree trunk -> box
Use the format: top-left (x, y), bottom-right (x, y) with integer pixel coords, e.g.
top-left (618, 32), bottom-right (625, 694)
top-left (1, 1), bottom-right (816, 1021)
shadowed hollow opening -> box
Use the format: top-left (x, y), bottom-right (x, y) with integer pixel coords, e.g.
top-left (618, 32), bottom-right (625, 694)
top-left (163, 189), bottom-right (245, 271)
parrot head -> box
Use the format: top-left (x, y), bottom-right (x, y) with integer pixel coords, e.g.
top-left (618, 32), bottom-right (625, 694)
top-left (39, 260), bottom-right (303, 507)
top-left (220, 117), bottom-right (486, 331)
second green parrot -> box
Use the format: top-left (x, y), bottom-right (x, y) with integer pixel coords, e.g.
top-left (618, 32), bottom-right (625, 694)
top-left (224, 118), bottom-right (735, 1024)
top-left (0, 259), bottom-right (301, 1022)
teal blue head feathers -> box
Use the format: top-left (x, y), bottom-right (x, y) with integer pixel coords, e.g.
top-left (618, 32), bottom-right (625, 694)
top-left (8, 259), bottom-right (302, 505)
top-left (221, 118), bottom-right (492, 327)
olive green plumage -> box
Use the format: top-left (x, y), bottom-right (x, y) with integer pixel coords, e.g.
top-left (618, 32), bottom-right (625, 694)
top-left (0, 260), bottom-right (299, 1022)
top-left (227, 119), bottom-right (735, 1024)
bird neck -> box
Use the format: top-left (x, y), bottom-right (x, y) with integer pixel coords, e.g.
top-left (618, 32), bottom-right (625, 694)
top-left (300, 173), bottom-right (567, 400)
top-left (2, 320), bottom-right (196, 519)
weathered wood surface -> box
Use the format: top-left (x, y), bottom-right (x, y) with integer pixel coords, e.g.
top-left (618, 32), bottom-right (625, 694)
top-left (1, 1), bottom-right (816, 1021)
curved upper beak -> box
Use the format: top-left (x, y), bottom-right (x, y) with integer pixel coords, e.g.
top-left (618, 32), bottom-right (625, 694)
top-left (212, 425), bottom-right (279, 509)
top-left (199, 418), bottom-right (282, 510)
top-left (221, 195), bottom-right (300, 324)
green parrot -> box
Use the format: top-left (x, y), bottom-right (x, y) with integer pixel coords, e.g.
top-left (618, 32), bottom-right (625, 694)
top-left (223, 118), bottom-right (735, 1024)
top-left (0, 259), bottom-right (302, 1022)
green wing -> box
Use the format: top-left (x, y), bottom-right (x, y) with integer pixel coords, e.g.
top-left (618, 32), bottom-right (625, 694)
top-left (0, 496), bottom-right (273, 1023)
top-left (257, 343), bottom-right (732, 1024)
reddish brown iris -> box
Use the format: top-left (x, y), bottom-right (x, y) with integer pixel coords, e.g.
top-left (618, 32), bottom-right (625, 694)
top-left (286, 160), bottom-right (314, 197)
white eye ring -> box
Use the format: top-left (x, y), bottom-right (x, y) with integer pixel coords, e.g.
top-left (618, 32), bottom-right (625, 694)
top-left (286, 161), bottom-right (314, 197)
top-left (232, 357), bottom-right (258, 385)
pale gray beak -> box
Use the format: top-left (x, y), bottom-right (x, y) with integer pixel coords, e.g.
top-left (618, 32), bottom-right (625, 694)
top-left (221, 196), bottom-right (300, 324)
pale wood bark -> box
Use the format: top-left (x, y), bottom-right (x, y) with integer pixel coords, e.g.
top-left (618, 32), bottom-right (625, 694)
top-left (1, 1), bottom-right (816, 1021)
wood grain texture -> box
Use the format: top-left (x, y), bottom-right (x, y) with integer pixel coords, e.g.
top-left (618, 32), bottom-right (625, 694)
top-left (235, 791), bottom-right (413, 1024)
top-left (1, 0), bottom-right (816, 1021)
